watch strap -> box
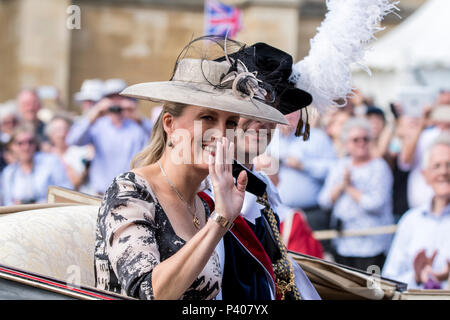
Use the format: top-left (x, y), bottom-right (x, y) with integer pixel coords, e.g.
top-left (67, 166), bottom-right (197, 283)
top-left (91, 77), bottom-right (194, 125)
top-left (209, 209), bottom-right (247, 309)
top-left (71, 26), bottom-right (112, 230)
top-left (210, 211), bottom-right (233, 230)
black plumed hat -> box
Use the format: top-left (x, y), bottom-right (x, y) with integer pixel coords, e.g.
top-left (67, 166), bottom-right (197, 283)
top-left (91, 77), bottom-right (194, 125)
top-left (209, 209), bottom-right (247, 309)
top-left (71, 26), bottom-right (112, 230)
top-left (216, 42), bottom-right (312, 115)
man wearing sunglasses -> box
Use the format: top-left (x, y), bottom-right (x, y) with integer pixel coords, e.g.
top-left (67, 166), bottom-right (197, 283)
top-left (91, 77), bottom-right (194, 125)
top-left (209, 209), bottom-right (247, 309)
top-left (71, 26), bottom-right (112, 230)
top-left (66, 79), bottom-right (148, 195)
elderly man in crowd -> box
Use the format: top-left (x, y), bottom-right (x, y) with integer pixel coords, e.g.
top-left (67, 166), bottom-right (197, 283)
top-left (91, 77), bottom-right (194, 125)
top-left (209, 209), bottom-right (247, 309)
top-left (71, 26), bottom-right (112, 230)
top-left (383, 133), bottom-right (450, 289)
top-left (399, 103), bottom-right (450, 209)
top-left (66, 78), bottom-right (148, 195)
top-left (16, 89), bottom-right (47, 144)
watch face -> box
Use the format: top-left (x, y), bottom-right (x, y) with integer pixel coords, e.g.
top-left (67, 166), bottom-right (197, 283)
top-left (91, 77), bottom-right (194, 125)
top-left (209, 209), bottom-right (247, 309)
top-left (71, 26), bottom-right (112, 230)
top-left (219, 217), bottom-right (228, 228)
top-left (212, 212), bottom-right (229, 228)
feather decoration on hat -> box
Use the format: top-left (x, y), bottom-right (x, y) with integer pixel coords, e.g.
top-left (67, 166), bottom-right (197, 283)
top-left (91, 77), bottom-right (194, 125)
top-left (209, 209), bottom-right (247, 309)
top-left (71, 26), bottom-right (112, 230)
top-left (290, 0), bottom-right (400, 114)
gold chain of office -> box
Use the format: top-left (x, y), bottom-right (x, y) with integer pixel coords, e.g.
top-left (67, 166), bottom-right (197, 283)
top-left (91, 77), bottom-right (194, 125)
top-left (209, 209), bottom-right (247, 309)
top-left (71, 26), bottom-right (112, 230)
top-left (257, 192), bottom-right (301, 300)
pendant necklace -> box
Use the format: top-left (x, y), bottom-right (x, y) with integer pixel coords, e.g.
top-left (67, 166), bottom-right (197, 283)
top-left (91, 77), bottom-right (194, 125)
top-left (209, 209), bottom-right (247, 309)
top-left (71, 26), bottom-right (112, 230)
top-left (158, 161), bottom-right (200, 229)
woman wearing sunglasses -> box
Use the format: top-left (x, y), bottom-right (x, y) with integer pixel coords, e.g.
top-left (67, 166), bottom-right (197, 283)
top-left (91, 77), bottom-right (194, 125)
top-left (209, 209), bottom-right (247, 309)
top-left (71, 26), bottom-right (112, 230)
top-left (1, 125), bottom-right (73, 205)
top-left (318, 117), bottom-right (394, 272)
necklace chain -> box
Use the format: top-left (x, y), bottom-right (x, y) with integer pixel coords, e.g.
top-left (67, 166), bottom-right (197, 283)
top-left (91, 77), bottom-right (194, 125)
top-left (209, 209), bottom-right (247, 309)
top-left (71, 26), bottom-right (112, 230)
top-left (157, 161), bottom-right (200, 229)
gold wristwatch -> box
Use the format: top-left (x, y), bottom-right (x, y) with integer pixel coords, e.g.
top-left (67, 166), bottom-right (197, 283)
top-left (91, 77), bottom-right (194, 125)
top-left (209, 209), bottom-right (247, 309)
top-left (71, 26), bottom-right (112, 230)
top-left (210, 212), bottom-right (233, 230)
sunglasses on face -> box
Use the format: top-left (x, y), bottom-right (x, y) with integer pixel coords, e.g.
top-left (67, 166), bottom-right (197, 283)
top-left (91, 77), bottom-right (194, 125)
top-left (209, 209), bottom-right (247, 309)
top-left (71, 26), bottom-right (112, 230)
top-left (351, 136), bottom-right (370, 144)
top-left (15, 139), bottom-right (36, 146)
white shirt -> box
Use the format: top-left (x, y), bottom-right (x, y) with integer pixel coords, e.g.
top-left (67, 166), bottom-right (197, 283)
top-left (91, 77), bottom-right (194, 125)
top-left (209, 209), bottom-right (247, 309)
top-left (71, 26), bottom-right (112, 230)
top-left (63, 145), bottom-right (90, 175)
top-left (241, 169), bottom-right (292, 223)
top-left (1, 152), bottom-right (73, 205)
top-left (382, 202), bottom-right (450, 289)
top-left (267, 128), bottom-right (336, 209)
top-left (318, 157), bottom-right (394, 257)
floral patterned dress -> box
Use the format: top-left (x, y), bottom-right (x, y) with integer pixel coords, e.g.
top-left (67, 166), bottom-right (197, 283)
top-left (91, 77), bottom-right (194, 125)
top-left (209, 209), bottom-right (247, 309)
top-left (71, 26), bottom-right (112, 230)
top-left (94, 172), bottom-right (221, 299)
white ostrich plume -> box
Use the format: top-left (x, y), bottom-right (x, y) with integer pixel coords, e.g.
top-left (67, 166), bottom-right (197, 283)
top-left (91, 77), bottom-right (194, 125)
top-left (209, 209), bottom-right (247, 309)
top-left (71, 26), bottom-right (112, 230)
top-left (290, 0), bottom-right (400, 113)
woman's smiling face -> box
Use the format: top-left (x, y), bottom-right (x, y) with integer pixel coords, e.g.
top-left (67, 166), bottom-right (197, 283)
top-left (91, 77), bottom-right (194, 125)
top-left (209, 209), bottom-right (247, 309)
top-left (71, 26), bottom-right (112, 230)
top-left (164, 105), bottom-right (240, 171)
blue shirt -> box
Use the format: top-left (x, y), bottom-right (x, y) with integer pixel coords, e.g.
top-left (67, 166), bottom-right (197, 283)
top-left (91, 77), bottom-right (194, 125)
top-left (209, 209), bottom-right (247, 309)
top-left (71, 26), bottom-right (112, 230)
top-left (66, 116), bottom-right (148, 194)
top-left (268, 128), bottom-right (336, 209)
top-left (382, 202), bottom-right (450, 289)
top-left (140, 118), bottom-right (153, 137)
top-left (1, 152), bottom-right (73, 205)
top-left (318, 157), bottom-right (394, 257)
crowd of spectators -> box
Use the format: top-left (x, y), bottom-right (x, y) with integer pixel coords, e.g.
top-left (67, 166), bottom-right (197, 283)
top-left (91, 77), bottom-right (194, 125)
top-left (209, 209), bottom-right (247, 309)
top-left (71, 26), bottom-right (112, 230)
top-left (0, 81), bottom-right (449, 290)
top-left (258, 88), bottom-right (450, 289)
top-left (0, 79), bottom-right (153, 203)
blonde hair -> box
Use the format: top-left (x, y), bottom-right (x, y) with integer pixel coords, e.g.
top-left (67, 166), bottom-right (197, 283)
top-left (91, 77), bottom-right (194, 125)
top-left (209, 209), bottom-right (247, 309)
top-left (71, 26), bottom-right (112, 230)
top-left (131, 102), bottom-right (187, 168)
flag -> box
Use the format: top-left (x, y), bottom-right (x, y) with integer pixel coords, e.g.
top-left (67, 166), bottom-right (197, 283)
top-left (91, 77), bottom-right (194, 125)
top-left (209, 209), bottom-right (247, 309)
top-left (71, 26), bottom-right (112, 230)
top-left (204, 0), bottom-right (243, 38)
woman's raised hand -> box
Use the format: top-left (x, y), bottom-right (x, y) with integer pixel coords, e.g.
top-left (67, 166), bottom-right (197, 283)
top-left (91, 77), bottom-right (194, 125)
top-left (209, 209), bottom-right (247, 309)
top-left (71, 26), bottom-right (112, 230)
top-left (208, 137), bottom-right (247, 223)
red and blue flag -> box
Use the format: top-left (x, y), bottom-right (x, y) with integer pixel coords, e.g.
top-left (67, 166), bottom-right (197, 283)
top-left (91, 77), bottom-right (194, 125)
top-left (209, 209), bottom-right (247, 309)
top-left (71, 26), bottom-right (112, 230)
top-left (204, 0), bottom-right (243, 38)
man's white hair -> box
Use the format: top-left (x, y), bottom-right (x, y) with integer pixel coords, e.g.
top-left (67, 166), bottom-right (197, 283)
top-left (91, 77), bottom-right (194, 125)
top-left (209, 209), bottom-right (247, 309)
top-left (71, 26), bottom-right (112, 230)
top-left (422, 132), bottom-right (450, 169)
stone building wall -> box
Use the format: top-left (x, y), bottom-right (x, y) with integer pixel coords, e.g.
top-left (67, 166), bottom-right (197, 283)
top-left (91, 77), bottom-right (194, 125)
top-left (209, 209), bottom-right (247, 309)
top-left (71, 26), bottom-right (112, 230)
top-left (0, 0), bottom-right (426, 113)
top-left (69, 0), bottom-right (303, 112)
top-left (0, 0), bottom-right (19, 102)
top-left (69, 1), bottom-right (205, 112)
top-left (0, 0), bottom-right (71, 103)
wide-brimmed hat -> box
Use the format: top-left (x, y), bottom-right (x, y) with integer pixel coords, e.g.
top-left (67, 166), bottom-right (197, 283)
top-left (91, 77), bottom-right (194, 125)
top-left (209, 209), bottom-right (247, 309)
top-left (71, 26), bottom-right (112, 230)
top-left (214, 42), bottom-right (312, 116)
top-left (120, 37), bottom-right (312, 125)
top-left (103, 78), bottom-right (128, 97)
top-left (74, 79), bottom-right (104, 102)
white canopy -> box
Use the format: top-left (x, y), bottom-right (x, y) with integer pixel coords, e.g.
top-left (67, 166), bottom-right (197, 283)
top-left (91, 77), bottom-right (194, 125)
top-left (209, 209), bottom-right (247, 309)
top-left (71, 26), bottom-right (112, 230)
top-left (352, 0), bottom-right (450, 110)
top-left (363, 0), bottom-right (450, 71)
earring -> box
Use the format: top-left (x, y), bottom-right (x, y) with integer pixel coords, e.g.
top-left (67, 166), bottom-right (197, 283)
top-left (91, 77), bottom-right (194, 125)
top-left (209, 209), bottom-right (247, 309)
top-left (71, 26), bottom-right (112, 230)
top-left (303, 107), bottom-right (310, 141)
top-left (295, 108), bottom-right (304, 137)
top-left (168, 140), bottom-right (174, 148)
